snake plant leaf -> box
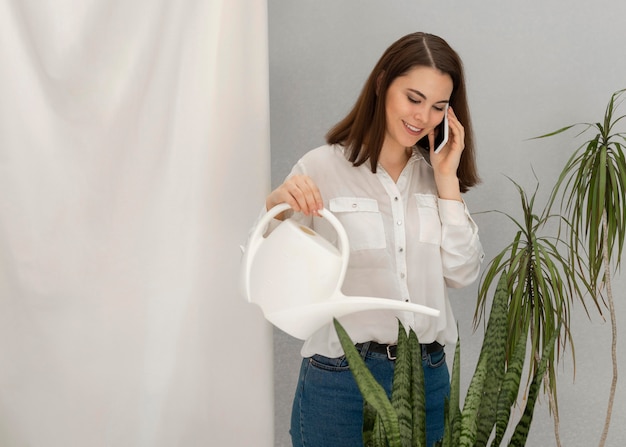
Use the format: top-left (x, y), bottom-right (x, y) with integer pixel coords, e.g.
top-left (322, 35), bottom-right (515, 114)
top-left (363, 404), bottom-right (389, 447)
top-left (334, 318), bottom-right (402, 447)
top-left (364, 400), bottom-right (396, 447)
top-left (391, 323), bottom-right (413, 447)
top-left (491, 327), bottom-right (528, 446)
top-left (446, 336), bottom-right (462, 447)
top-left (465, 272), bottom-right (512, 446)
top-left (372, 414), bottom-right (388, 447)
top-left (363, 400), bottom-right (377, 447)
top-left (474, 271), bottom-right (509, 445)
top-left (459, 354), bottom-right (486, 446)
top-left (408, 329), bottom-right (426, 447)
top-left (507, 328), bottom-right (560, 446)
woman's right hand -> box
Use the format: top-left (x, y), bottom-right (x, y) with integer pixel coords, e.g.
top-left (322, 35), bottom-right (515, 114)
top-left (265, 174), bottom-right (324, 218)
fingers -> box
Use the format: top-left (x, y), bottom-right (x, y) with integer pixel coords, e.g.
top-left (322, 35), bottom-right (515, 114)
top-left (266, 174), bottom-right (323, 216)
top-left (286, 175), bottom-right (323, 215)
top-left (446, 107), bottom-right (465, 153)
top-left (428, 130), bottom-right (436, 153)
top-left (430, 107), bottom-right (464, 161)
top-left (429, 107), bottom-right (465, 179)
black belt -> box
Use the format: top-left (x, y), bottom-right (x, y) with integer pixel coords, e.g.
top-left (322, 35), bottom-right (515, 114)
top-left (355, 341), bottom-right (444, 361)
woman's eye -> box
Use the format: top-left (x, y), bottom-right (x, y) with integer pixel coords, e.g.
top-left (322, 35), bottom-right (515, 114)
top-left (408, 96), bottom-right (420, 104)
top-left (434, 106), bottom-right (445, 112)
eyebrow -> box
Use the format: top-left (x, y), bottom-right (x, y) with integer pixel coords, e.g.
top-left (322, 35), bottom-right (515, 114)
top-left (407, 89), bottom-right (449, 105)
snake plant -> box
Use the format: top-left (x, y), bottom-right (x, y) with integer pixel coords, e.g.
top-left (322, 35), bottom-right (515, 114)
top-left (334, 271), bottom-right (557, 446)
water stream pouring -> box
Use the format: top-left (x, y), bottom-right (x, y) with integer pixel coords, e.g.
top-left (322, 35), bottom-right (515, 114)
top-left (241, 203), bottom-right (440, 339)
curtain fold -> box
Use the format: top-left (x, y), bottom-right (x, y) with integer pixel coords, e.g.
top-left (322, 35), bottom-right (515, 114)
top-left (0, 1), bottom-right (272, 445)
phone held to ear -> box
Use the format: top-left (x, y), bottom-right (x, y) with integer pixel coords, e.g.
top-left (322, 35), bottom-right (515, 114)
top-left (417, 105), bottom-right (449, 153)
top-left (433, 106), bottom-right (449, 153)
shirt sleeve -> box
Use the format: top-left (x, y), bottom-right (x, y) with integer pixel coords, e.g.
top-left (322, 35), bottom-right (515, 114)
top-left (437, 198), bottom-right (485, 288)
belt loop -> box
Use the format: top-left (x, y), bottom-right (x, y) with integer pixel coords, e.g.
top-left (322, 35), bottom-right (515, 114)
top-left (359, 341), bottom-right (370, 361)
top-left (420, 343), bottom-right (427, 361)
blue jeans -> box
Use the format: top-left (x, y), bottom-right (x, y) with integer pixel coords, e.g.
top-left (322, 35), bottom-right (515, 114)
top-left (290, 345), bottom-right (449, 447)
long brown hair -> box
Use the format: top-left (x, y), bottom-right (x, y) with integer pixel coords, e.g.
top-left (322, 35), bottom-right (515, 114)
top-left (326, 32), bottom-right (480, 192)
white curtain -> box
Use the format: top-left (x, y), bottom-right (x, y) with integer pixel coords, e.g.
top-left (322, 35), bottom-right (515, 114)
top-left (0, 1), bottom-right (273, 446)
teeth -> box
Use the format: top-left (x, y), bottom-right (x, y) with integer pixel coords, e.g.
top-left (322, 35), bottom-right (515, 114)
top-left (404, 122), bottom-right (421, 132)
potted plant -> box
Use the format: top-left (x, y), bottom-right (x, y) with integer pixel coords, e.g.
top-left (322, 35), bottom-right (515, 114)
top-left (534, 88), bottom-right (626, 447)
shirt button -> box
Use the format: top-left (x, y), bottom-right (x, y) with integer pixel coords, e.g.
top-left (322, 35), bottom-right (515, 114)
top-left (352, 203), bottom-right (357, 208)
top-left (394, 197), bottom-right (399, 201)
top-left (400, 273), bottom-right (406, 279)
top-left (405, 299), bottom-right (409, 302)
top-left (399, 247), bottom-right (404, 253)
top-left (397, 220), bottom-right (402, 226)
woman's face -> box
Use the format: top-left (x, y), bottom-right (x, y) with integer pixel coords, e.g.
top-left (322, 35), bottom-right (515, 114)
top-left (383, 65), bottom-right (453, 153)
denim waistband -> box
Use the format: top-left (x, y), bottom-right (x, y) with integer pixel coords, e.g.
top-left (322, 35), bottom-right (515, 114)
top-left (354, 340), bottom-right (444, 361)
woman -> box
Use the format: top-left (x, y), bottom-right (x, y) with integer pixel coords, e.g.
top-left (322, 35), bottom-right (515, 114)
top-left (265, 32), bottom-right (483, 447)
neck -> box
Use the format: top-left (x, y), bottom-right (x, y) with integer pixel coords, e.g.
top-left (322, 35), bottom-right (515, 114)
top-left (379, 145), bottom-right (412, 182)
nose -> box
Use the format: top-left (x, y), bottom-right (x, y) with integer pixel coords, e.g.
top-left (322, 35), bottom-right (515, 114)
top-left (414, 106), bottom-right (430, 125)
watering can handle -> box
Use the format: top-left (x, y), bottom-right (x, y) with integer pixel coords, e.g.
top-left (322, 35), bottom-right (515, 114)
top-left (242, 203), bottom-right (350, 301)
top-left (318, 207), bottom-right (350, 270)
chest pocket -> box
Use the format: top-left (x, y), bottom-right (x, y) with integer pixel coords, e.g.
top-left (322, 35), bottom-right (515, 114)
top-left (329, 197), bottom-right (386, 251)
top-left (414, 194), bottom-right (442, 245)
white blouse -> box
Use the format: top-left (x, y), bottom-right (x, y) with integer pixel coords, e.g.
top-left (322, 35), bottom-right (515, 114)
top-left (269, 144), bottom-right (483, 358)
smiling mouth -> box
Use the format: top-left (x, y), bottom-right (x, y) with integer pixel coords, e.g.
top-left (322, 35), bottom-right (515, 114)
top-left (403, 121), bottom-right (423, 135)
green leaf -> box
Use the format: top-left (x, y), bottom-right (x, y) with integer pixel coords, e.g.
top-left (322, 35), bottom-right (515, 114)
top-left (334, 318), bottom-right (402, 447)
top-left (460, 272), bottom-right (510, 447)
top-left (459, 353), bottom-right (486, 446)
top-left (391, 322), bottom-right (413, 447)
top-left (528, 124), bottom-right (578, 139)
top-left (508, 328), bottom-right (560, 446)
top-left (474, 271), bottom-right (509, 445)
top-left (409, 330), bottom-right (427, 447)
top-left (491, 327), bottom-right (528, 446)
top-left (449, 333), bottom-right (462, 447)
top-left (363, 400), bottom-right (378, 447)
top-left (475, 174), bottom-right (595, 414)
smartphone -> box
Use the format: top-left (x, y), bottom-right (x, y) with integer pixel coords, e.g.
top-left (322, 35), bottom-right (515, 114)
top-left (417, 106), bottom-right (449, 153)
top-left (433, 106), bottom-right (449, 153)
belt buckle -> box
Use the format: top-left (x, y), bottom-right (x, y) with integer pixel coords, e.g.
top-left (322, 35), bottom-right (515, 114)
top-left (386, 344), bottom-right (397, 361)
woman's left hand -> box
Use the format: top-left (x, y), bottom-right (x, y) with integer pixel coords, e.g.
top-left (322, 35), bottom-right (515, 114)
top-left (428, 106), bottom-right (464, 201)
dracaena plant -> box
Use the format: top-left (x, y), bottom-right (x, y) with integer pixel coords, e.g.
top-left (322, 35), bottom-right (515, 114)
top-left (473, 176), bottom-right (596, 446)
top-left (534, 88), bottom-right (626, 447)
top-left (334, 271), bottom-right (557, 447)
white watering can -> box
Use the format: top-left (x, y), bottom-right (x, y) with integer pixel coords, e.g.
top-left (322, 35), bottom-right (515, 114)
top-left (241, 203), bottom-right (440, 340)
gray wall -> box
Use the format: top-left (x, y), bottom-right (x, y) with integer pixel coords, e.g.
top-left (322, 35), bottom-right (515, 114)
top-left (268, 1), bottom-right (626, 445)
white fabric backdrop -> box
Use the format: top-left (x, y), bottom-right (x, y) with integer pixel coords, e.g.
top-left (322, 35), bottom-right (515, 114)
top-left (0, 1), bottom-right (273, 446)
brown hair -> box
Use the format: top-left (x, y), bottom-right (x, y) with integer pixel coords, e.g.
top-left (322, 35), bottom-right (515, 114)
top-left (325, 32), bottom-right (480, 192)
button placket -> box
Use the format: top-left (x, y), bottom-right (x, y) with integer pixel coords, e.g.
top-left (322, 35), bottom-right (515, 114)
top-left (391, 190), bottom-right (410, 292)
top-left (377, 169), bottom-right (411, 302)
